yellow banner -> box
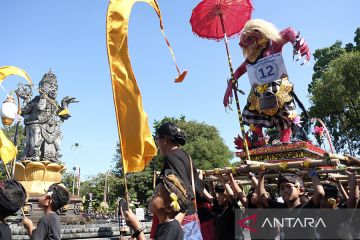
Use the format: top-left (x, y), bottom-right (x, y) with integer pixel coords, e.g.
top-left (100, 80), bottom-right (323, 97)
top-left (106, 0), bottom-right (161, 173)
top-left (0, 129), bottom-right (17, 165)
top-left (0, 66), bottom-right (32, 85)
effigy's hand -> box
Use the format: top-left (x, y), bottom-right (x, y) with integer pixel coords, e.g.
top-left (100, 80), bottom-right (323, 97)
top-left (223, 79), bottom-right (234, 108)
top-left (293, 32), bottom-right (310, 65)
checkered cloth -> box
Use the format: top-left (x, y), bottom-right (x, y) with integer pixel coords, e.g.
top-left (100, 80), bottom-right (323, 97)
top-left (243, 79), bottom-right (296, 130)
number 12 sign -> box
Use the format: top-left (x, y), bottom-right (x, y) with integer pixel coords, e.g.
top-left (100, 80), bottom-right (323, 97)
top-left (246, 53), bottom-right (287, 86)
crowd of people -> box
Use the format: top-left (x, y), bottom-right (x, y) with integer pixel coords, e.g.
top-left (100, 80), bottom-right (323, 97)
top-left (120, 122), bottom-right (360, 240)
top-left (2, 121), bottom-right (360, 240)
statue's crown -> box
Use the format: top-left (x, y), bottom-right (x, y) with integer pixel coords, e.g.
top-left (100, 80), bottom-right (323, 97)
top-left (39, 70), bottom-right (58, 88)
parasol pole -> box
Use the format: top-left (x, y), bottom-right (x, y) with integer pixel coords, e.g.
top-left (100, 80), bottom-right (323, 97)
top-left (219, 14), bottom-right (251, 161)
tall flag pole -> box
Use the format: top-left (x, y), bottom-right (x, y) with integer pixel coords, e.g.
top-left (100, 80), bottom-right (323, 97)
top-left (106, 0), bottom-right (185, 175)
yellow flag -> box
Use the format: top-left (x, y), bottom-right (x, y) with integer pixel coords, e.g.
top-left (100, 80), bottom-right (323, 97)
top-left (106, 0), bottom-right (162, 173)
top-left (0, 129), bottom-right (17, 165)
top-left (0, 66), bottom-right (32, 85)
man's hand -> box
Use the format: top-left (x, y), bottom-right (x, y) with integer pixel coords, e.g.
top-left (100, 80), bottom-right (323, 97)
top-left (308, 168), bottom-right (318, 178)
top-left (258, 170), bottom-right (266, 177)
top-left (344, 155), bottom-right (360, 166)
top-left (328, 176), bottom-right (339, 183)
top-left (228, 173), bottom-right (236, 183)
top-left (22, 217), bottom-right (34, 236)
top-left (121, 208), bottom-right (141, 231)
top-left (218, 174), bottom-right (227, 184)
top-left (345, 168), bottom-right (357, 181)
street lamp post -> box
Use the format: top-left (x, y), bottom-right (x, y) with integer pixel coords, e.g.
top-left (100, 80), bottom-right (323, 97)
top-left (72, 166), bottom-right (77, 195)
top-left (0, 91), bottom-right (24, 178)
top-left (71, 143), bottom-right (80, 195)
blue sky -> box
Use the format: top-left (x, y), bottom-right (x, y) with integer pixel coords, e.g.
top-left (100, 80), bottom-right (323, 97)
top-left (1, 1), bottom-right (359, 179)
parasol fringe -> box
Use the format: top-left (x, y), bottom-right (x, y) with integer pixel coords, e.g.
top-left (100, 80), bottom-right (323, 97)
top-left (190, 31), bottom-right (241, 42)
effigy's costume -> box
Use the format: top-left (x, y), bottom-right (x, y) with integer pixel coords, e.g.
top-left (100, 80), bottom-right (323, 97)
top-left (245, 76), bottom-right (295, 130)
top-left (224, 19), bottom-right (310, 144)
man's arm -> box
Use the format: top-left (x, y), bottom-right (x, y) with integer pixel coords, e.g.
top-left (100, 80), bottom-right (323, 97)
top-left (22, 217), bottom-right (35, 237)
top-left (123, 209), bottom-right (145, 240)
top-left (329, 176), bottom-right (349, 200)
top-left (258, 171), bottom-right (270, 207)
top-left (308, 169), bottom-right (325, 206)
top-left (228, 173), bottom-right (248, 207)
top-left (202, 188), bottom-right (214, 202)
top-left (248, 172), bottom-right (258, 188)
top-left (175, 212), bottom-right (185, 224)
top-left (219, 175), bottom-right (234, 197)
top-left (23, 217), bottom-right (49, 240)
top-left (345, 169), bottom-right (359, 208)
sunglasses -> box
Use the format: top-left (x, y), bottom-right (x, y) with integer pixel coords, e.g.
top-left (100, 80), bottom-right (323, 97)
top-left (154, 135), bottom-right (165, 141)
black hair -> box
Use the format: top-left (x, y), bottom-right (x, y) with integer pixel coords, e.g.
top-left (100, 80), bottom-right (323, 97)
top-left (246, 185), bottom-right (275, 208)
top-left (47, 183), bottom-right (70, 211)
top-left (277, 173), bottom-right (304, 192)
top-left (214, 184), bottom-right (225, 193)
top-left (246, 187), bottom-right (257, 208)
top-left (0, 179), bottom-right (26, 218)
top-left (322, 183), bottom-right (339, 199)
top-left (304, 187), bottom-right (314, 195)
top-left (156, 122), bottom-right (187, 146)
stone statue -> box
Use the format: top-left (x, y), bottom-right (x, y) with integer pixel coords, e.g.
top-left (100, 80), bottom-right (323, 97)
top-left (19, 70), bottom-right (78, 163)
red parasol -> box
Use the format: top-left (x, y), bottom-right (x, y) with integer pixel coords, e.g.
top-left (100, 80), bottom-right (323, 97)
top-left (190, 0), bottom-right (253, 161)
top-left (190, 0), bottom-right (253, 41)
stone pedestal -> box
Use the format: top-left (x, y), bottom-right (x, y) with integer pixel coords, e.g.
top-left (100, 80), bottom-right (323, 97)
top-left (14, 160), bottom-right (65, 194)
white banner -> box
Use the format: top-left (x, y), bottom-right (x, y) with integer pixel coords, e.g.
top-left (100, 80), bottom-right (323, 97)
top-left (135, 208), bottom-right (145, 221)
top-left (246, 53), bottom-right (287, 86)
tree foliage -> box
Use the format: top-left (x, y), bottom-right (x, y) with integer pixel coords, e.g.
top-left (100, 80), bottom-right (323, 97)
top-left (308, 28), bottom-right (360, 154)
top-left (80, 172), bottom-right (122, 212)
top-left (152, 116), bottom-right (233, 170)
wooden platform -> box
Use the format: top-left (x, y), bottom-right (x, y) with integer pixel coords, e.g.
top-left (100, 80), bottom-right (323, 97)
top-left (236, 141), bottom-right (325, 162)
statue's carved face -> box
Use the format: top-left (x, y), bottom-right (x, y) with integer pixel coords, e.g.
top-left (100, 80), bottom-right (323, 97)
top-left (41, 82), bottom-right (58, 99)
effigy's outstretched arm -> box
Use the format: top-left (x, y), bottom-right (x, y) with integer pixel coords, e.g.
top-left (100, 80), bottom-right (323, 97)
top-left (223, 61), bottom-right (247, 107)
top-left (281, 27), bottom-right (311, 63)
top-left (233, 61), bottom-right (247, 80)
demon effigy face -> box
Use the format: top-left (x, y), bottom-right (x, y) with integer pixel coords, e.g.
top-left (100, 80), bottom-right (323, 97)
top-left (239, 30), bottom-right (269, 63)
top-left (238, 19), bottom-right (282, 63)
